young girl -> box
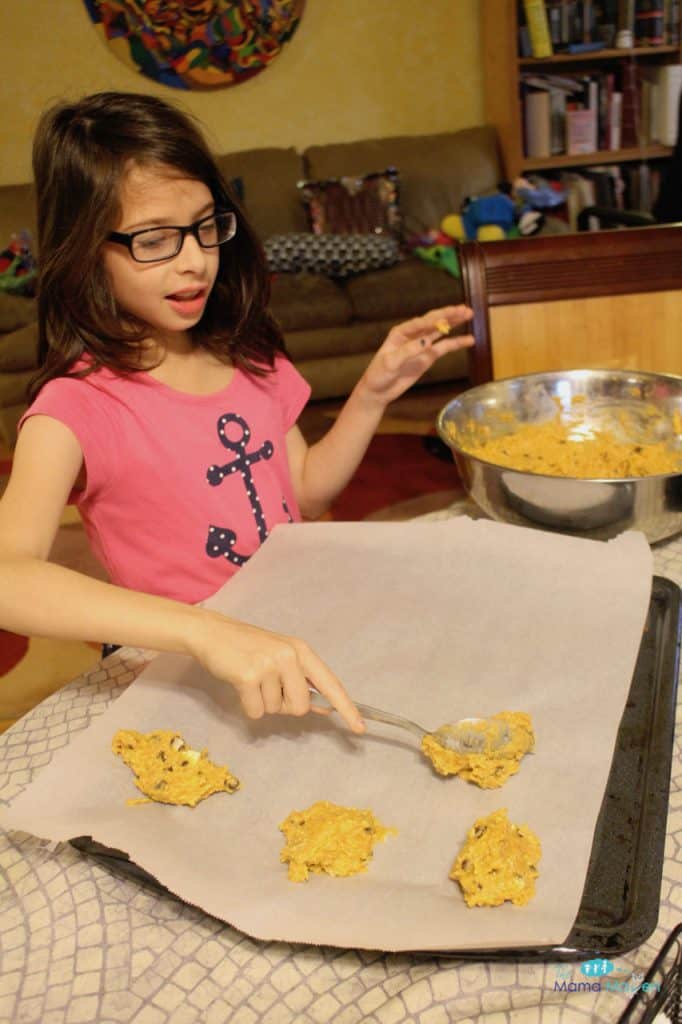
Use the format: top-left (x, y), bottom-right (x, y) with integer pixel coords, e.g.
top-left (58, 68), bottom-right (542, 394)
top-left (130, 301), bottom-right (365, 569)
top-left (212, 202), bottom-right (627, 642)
top-left (0, 92), bottom-right (474, 733)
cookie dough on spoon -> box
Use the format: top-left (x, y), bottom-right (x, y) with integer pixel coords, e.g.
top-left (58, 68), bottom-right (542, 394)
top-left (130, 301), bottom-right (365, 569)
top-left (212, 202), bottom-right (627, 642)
top-left (422, 711), bottom-right (534, 788)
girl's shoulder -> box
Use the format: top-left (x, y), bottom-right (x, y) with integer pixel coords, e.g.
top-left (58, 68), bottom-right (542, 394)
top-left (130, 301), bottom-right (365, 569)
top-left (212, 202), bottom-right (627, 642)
top-left (263, 352), bottom-right (306, 386)
top-left (26, 358), bottom-right (139, 425)
top-left (250, 353), bottom-right (311, 429)
top-left (39, 356), bottom-right (121, 389)
top-left (245, 353), bottom-right (310, 396)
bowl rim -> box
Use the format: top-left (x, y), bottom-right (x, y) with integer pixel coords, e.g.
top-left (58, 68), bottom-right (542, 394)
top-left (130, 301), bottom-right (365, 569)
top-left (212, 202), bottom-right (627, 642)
top-left (436, 368), bottom-right (682, 485)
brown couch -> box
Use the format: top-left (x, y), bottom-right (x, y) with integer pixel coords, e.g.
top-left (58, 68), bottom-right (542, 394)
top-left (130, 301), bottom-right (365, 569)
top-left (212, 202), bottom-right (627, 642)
top-left (0, 124), bottom-right (509, 447)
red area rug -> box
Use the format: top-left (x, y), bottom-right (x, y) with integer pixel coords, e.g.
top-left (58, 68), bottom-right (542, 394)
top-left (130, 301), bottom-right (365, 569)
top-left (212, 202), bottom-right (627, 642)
top-left (330, 432), bottom-right (463, 521)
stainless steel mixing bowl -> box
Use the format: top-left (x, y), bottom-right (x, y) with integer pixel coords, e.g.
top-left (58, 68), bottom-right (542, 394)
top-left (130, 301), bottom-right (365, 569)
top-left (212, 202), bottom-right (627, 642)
top-left (436, 369), bottom-right (682, 543)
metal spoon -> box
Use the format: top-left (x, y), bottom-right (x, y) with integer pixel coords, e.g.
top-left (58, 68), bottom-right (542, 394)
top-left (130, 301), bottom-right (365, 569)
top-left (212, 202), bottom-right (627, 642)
top-left (308, 690), bottom-right (510, 754)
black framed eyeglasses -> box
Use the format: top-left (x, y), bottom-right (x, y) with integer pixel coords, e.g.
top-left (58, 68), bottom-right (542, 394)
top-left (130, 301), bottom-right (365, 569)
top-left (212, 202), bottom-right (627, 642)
top-left (107, 210), bottom-right (237, 263)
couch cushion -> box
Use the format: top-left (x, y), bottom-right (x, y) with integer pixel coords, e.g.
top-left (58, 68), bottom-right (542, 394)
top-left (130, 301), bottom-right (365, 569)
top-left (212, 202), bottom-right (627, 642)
top-left (345, 258), bottom-right (464, 322)
top-left (295, 342), bottom-right (470, 401)
top-left (0, 293), bottom-right (37, 334)
top-left (0, 402), bottom-right (27, 449)
top-left (0, 184), bottom-right (37, 254)
top-left (269, 272), bottom-right (352, 331)
top-left (0, 322), bottom-right (39, 372)
top-left (284, 318), bottom-right (401, 363)
top-left (0, 368), bottom-right (34, 408)
top-left (215, 148), bottom-right (307, 238)
top-left (304, 127), bottom-right (502, 236)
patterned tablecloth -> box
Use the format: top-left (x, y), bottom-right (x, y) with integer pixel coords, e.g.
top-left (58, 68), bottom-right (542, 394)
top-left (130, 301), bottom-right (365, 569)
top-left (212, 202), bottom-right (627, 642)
top-left (2, 509), bottom-right (682, 1024)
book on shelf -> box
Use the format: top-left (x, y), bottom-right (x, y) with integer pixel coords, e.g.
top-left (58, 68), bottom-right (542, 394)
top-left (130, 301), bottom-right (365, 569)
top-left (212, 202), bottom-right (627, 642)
top-left (609, 91), bottom-right (623, 148)
top-left (566, 106), bottom-right (599, 153)
top-left (612, 164), bottom-right (628, 208)
top-left (524, 89), bottom-right (552, 157)
top-left (651, 166), bottom-right (662, 209)
top-left (549, 88), bottom-right (568, 153)
top-left (517, 0), bottom-right (668, 54)
top-left (586, 74), bottom-right (600, 123)
top-left (620, 63), bottom-right (680, 147)
top-left (582, 0), bottom-right (597, 40)
top-left (557, 162), bottom-right (660, 232)
top-left (519, 23), bottom-right (533, 56)
top-left (519, 59), bottom-right (680, 159)
top-left (546, 0), bottom-right (563, 44)
top-left (651, 63), bottom-right (682, 144)
top-left (583, 164), bottom-right (626, 208)
top-left (617, 0), bottom-right (636, 33)
top-left (624, 162), bottom-right (661, 211)
top-left (620, 62), bottom-right (640, 148)
top-left (560, 171), bottom-right (598, 229)
top-left (521, 72), bottom-right (587, 92)
top-left (639, 73), bottom-right (653, 142)
top-left (518, 52), bottom-right (681, 162)
top-left (669, 0), bottom-right (681, 43)
top-left (634, 0), bottom-right (665, 44)
top-left (561, 0), bottom-right (576, 44)
top-left (521, 73), bottom-right (586, 157)
top-left (522, 0), bottom-right (554, 57)
top-left (531, 0), bottom-right (621, 51)
top-left (598, 72), bottom-right (616, 148)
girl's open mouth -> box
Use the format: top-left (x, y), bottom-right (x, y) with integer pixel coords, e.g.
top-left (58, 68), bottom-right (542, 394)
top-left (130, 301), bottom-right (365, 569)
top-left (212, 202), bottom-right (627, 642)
top-left (166, 287), bottom-right (208, 316)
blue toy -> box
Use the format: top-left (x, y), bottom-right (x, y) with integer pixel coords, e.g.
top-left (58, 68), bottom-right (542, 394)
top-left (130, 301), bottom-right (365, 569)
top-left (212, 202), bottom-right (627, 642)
top-left (461, 193), bottom-right (518, 240)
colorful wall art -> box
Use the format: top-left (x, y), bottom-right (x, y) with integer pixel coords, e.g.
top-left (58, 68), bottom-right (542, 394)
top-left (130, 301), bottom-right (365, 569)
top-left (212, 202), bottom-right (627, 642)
top-left (83, 1), bottom-right (306, 90)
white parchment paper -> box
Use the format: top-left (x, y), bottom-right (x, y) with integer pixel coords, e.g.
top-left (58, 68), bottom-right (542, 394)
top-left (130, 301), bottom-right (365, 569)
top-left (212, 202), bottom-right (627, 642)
top-left (1, 519), bottom-right (653, 952)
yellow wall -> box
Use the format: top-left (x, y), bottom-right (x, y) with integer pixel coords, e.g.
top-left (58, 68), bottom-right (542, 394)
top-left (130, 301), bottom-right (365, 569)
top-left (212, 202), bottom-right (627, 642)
top-left (0, 0), bottom-right (483, 186)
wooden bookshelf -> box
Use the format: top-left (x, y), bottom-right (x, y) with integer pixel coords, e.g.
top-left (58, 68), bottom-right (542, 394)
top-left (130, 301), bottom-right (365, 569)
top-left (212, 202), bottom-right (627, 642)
top-left (523, 142), bottom-right (673, 170)
top-left (481, 0), bottom-right (682, 180)
top-left (519, 45), bottom-right (680, 65)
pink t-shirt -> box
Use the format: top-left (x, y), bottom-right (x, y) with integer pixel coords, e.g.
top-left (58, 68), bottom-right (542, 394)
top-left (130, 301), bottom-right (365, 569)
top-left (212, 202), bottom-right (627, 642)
top-left (20, 355), bottom-right (311, 603)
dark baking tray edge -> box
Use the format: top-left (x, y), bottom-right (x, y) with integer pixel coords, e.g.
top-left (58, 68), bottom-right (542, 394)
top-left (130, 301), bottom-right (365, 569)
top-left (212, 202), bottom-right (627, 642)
top-left (71, 575), bottom-right (682, 962)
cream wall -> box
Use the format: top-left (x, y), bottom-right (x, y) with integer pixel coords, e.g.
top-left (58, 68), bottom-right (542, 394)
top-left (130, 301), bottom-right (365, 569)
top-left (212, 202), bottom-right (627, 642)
top-left (0, 0), bottom-right (483, 186)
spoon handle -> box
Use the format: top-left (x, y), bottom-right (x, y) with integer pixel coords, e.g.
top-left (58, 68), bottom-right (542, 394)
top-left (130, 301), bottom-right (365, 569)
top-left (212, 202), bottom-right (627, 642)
top-left (308, 689), bottom-right (426, 742)
top-left (355, 702), bottom-right (427, 742)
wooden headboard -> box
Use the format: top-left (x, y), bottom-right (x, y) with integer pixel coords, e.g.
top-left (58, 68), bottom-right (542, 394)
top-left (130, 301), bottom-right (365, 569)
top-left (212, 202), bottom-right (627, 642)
top-left (459, 226), bottom-right (682, 385)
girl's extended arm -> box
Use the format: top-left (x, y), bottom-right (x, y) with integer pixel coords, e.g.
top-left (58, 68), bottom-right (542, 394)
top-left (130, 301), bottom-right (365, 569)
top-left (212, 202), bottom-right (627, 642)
top-left (287, 305), bottom-right (474, 518)
top-left (0, 416), bottom-right (364, 732)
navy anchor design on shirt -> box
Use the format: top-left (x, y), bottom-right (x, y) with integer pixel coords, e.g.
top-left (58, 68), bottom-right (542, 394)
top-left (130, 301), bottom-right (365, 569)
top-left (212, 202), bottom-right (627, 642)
top-left (205, 412), bottom-right (292, 567)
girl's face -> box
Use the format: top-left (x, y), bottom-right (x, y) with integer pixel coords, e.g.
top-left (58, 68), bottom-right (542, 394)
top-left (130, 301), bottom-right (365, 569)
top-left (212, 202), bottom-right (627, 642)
top-left (102, 164), bottom-right (221, 349)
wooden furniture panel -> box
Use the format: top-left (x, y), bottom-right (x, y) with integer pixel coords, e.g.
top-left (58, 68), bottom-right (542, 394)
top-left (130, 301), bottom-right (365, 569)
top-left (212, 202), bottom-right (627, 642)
top-left (490, 290), bottom-right (682, 378)
top-left (460, 226), bottom-right (682, 384)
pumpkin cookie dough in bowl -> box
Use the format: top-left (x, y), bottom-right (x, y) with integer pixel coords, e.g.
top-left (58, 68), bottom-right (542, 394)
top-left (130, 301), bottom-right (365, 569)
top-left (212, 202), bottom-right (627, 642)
top-left (437, 369), bottom-right (682, 542)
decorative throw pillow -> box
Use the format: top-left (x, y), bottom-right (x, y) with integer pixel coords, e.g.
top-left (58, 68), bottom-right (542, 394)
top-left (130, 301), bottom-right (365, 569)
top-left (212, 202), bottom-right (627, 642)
top-left (297, 168), bottom-right (400, 237)
top-left (0, 230), bottom-right (37, 297)
top-left (264, 232), bottom-right (401, 279)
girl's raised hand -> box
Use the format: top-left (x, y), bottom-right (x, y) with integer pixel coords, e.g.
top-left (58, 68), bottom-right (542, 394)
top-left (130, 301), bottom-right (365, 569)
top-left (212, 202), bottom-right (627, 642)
top-left (358, 305), bottom-right (475, 407)
top-left (190, 611), bottom-right (365, 733)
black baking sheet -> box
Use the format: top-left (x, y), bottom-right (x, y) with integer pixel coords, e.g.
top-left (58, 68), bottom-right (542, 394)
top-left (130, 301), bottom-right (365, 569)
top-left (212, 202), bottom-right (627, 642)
top-left (72, 574), bottom-right (682, 961)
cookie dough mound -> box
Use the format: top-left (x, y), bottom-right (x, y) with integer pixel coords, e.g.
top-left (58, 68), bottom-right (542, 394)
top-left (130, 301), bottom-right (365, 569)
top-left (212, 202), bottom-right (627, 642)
top-left (421, 711), bottom-right (534, 788)
top-left (450, 808), bottom-right (541, 907)
top-left (112, 729), bottom-right (240, 807)
top-left (279, 800), bottom-right (395, 882)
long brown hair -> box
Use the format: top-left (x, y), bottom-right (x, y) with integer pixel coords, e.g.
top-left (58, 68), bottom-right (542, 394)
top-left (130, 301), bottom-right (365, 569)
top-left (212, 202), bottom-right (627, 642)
top-left (29, 91), bottom-right (285, 402)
